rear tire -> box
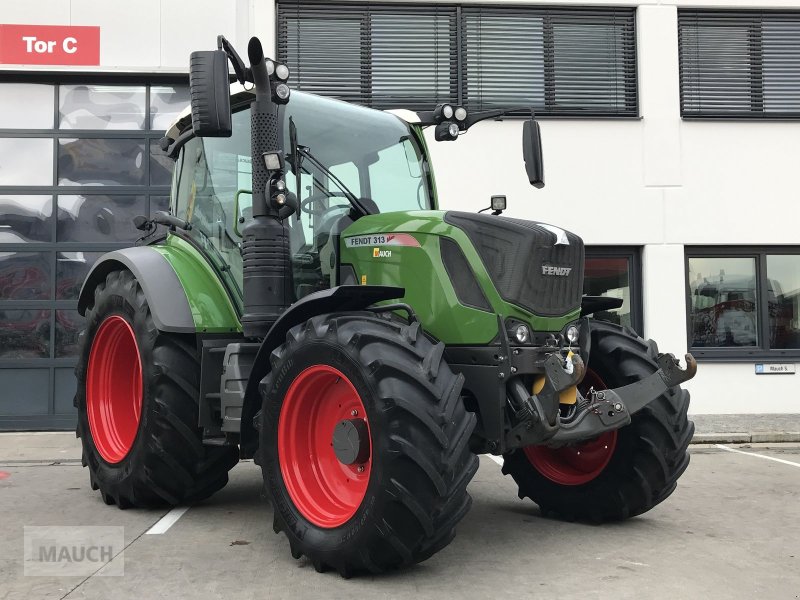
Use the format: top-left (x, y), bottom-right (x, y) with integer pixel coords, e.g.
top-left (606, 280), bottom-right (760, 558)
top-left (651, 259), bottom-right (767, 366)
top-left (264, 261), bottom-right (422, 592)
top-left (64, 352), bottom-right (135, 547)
top-left (502, 320), bottom-right (694, 522)
top-left (75, 269), bottom-right (238, 508)
top-left (259, 313), bottom-right (478, 576)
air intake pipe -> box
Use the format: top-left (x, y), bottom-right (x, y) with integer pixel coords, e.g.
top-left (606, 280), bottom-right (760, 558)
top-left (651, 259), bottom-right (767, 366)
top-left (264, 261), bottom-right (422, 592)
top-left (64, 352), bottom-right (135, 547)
top-left (239, 37), bottom-right (293, 339)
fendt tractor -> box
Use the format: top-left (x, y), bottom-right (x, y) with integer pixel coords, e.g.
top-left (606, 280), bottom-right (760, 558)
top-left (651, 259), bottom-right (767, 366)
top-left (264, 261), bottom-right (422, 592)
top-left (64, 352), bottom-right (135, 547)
top-left (74, 36), bottom-right (696, 577)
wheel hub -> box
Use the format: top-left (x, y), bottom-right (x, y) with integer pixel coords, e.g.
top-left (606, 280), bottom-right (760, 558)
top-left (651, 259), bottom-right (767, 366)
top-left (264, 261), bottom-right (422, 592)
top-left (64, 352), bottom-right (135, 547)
top-left (332, 418), bottom-right (370, 465)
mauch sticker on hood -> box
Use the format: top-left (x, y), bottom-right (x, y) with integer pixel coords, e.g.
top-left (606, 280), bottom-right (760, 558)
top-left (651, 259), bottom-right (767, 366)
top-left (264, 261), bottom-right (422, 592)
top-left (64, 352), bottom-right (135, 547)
top-left (344, 233), bottom-right (421, 248)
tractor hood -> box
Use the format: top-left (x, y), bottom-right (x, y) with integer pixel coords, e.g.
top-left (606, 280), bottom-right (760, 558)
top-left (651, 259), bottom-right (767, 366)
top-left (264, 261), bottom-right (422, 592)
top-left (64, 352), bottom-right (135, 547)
top-left (443, 212), bottom-right (585, 318)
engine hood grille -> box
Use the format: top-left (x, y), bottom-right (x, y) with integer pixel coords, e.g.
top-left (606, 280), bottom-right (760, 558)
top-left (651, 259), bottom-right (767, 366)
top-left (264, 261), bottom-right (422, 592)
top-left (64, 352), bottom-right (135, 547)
top-left (444, 211), bottom-right (584, 317)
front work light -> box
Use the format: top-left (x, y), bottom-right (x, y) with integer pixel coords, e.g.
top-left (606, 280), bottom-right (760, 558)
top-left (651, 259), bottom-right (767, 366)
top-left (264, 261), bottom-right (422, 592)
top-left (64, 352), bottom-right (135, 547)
top-left (275, 63), bottom-right (290, 81)
top-left (274, 83), bottom-right (291, 103)
top-left (434, 121), bottom-right (460, 141)
top-left (515, 324), bottom-right (530, 344)
top-left (263, 151), bottom-right (283, 171)
top-left (454, 107), bottom-right (467, 121)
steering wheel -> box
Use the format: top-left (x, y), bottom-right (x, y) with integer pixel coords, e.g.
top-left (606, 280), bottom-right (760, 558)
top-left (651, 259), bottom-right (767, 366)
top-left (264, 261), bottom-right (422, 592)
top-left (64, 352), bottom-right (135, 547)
top-left (300, 191), bottom-right (349, 215)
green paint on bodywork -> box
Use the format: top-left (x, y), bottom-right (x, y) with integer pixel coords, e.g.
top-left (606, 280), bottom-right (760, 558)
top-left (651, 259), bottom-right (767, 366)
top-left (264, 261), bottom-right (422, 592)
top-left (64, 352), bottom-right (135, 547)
top-left (153, 235), bottom-right (241, 333)
top-left (340, 211), bottom-right (579, 345)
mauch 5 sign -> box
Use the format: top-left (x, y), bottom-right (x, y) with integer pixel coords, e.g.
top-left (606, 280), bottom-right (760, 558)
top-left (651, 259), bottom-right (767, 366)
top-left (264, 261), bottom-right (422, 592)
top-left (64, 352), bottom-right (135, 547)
top-left (0, 25), bottom-right (100, 65)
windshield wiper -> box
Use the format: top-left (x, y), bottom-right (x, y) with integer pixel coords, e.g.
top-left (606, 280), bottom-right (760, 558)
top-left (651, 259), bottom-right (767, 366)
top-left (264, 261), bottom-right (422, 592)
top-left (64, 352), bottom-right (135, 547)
top-left (288, 117), bottom-right (372, 217)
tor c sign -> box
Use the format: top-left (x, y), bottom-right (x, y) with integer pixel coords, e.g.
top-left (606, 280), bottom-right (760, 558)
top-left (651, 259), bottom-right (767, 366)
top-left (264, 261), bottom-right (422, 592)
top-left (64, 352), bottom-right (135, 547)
top-left (0, 25), bottom-right (100, 66)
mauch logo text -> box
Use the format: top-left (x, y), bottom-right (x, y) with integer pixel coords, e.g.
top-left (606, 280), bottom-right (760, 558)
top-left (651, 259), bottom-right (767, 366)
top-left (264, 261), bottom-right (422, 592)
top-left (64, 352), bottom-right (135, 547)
top-left (541, 264), bottom-right (572, 276)
top-left (39, 544), bottom-right (114, 564)
top-left (24, 525), bottom-right (124, 576)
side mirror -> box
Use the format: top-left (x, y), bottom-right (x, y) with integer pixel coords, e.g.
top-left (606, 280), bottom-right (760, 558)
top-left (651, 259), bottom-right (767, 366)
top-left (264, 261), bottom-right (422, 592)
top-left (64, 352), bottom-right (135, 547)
top-left (189, 50), bottom-right (232, 137)
top-left (522, 119), bottom-right (545, 189)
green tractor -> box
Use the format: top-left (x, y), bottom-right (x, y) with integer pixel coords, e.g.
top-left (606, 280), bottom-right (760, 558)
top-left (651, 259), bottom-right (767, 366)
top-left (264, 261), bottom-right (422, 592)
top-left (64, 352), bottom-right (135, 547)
top-left (74, 36), bottom-right (696, 576)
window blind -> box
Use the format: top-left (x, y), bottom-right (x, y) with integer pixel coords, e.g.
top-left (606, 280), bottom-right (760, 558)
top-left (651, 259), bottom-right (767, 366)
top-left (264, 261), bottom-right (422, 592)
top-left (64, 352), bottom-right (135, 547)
top-left (679, 10), bottom-right (800, 118)
top-left (278, 2), bottom-right (638, 117)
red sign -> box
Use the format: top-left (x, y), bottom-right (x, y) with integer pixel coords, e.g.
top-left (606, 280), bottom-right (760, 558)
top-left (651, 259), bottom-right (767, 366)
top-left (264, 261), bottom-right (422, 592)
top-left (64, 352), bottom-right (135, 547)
top-left (0, 25), bottom-right (100, 66)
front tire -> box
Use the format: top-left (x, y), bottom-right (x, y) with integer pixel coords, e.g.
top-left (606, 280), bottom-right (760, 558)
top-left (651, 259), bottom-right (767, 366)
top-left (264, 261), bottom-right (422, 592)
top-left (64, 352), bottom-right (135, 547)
top-left (259, 313), bottom-right (478, 576)
top-left (502, 320), bottom-right (694, 522)
top-left (75, 269), bottom-right (238, 508)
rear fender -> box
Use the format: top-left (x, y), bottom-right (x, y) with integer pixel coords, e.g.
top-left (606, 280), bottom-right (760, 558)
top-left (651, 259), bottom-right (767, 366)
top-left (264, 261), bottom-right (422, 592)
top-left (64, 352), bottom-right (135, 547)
top-left (77, 247), bottom-right (195, 333)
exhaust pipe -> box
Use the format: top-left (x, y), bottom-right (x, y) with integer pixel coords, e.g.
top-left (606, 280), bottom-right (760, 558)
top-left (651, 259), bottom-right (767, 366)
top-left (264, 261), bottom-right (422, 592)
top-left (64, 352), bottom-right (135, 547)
top-left (240, 36), bottom-right (292, 339)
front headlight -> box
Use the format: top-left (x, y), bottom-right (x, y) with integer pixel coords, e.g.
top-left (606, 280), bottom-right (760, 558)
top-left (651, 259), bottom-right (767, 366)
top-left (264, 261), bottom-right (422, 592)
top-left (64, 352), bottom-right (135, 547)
top-left (515, 324), bottom-right (530, 344)
top-left (566, 325), bottom-right (579, 344)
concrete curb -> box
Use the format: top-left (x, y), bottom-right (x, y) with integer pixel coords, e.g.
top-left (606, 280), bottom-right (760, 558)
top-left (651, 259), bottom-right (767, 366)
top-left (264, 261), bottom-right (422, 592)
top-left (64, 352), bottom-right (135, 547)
top-left (691, 432), bottom-right (800, 444)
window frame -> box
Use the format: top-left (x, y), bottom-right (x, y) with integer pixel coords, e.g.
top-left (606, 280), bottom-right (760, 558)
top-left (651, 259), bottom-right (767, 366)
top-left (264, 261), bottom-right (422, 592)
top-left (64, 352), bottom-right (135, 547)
top-left (276, 1), bottom-right (639, 118)
top-left (584, 246), bottom-right (643, 336)
top-left (678, 9), bottom-right (800, 120)
top-left (685, 246), bottom-right (800, 361)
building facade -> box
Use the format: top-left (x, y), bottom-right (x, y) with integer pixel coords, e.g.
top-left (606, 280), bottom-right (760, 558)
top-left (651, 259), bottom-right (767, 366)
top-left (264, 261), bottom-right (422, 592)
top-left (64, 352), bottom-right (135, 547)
top-left (0, 0), bottom-right (799, 428)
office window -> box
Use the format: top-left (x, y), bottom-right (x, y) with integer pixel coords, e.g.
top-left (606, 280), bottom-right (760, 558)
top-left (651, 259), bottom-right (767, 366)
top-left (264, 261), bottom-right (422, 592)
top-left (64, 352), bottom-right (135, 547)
top-left (279, 4), bottom-right (458, 110)
top-left (278, 2), bottom-right (637, 116)
top-left (584, 248), bottom-right (642, 335)
top-left (687, 249), bottom-right (800, 358)
top-left (462, 7), bottom-right (637, 115)
top-left (679, 10), bottom-right (800, 118)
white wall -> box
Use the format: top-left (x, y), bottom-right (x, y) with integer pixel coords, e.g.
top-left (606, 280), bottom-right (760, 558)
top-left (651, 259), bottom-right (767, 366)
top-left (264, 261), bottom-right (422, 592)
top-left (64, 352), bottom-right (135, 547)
top-left (423, 0), bottom-right (800, 414)
top-left (3, 0), bottom-right (799, 414)
top-left (0, 0), bottom-right (264, 71)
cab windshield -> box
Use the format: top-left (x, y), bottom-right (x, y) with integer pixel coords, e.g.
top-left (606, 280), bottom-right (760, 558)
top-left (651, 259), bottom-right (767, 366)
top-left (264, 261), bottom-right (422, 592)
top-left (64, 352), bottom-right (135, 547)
top-left (172, 90), bottom-right (433, 304)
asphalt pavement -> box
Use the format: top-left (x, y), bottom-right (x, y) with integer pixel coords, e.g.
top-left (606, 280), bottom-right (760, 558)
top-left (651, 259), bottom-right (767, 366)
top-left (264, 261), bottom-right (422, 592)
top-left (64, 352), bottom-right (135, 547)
top-left (1, 432), bottom-right (799, 600)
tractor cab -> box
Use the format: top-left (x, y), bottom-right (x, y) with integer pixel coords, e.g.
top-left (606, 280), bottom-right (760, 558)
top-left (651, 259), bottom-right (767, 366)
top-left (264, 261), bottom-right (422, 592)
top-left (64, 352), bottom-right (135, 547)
top-left (165, 86), bottom-right (433, 305)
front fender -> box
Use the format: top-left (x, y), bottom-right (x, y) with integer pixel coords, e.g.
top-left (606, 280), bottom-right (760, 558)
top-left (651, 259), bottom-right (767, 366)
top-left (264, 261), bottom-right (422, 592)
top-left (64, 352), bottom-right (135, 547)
top-left (239, 285), bottom-right (404, 457)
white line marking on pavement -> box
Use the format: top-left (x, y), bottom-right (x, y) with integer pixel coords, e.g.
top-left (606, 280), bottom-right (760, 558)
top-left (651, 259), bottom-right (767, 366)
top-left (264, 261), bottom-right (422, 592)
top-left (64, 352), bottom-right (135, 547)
top-left (145, 506), bottom-right (190, 535)
top-left (715, 444), bottom-right (800, 468)
top-left (487, 454), bottom-right (504, 466)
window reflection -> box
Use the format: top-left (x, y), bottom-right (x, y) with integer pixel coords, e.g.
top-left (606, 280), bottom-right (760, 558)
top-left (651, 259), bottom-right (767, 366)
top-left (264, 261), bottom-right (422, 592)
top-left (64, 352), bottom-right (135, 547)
top-left (58, 138), bottom-right (145, 186)
top-left (0, 252), bottom-right (51, 300)
top-left (766, 255), bottom-right (800, 349)
top-left (150, 195), bottom-right (170, 216)
top-left (584, 256), bottom-right (632, 329)
top-left (150, 140), bottom-right (173, 186)
top-left (0, 139), bottom-right (54, 186)
top-left (56, 251), bottom-right (103, 300)
top-left (689, 257), bottom-right (758, 347)
top-left (59, 85), bottom-right (146, 130)
top-left (0, 309), bottom-right (51, 358)
top-left (0, 196), bottom-right (52, 243)
top-left (150, 85), bottom-right (190, 131)
top-left (57, 195), bottom-right (145, 242)
top-left (0, 84), bottom-right (54, 129)
top-left (55, 310), bottom-right (86, 357)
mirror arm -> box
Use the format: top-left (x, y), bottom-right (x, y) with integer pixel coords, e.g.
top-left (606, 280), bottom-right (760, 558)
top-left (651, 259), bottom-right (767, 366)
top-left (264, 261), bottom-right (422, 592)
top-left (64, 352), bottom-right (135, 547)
top-left (217, 35), bottom-right (249, 85)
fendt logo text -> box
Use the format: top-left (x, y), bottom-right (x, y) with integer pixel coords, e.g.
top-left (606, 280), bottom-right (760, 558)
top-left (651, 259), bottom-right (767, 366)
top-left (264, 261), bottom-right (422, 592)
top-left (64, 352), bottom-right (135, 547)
top-left (541, 265), bottom-right (572, 276)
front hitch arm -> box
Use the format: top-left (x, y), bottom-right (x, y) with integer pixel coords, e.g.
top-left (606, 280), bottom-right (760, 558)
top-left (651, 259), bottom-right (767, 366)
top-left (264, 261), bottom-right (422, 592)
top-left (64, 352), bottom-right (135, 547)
top-left (505, 352), bottom-right (586, 446)
top-left (548, 353), bottom-right (697, 445)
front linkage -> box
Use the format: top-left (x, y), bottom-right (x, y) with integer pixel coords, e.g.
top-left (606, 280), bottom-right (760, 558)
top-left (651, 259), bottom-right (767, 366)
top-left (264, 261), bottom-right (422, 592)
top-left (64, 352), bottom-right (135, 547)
top-left (448, 317), bottom-right (697, 455)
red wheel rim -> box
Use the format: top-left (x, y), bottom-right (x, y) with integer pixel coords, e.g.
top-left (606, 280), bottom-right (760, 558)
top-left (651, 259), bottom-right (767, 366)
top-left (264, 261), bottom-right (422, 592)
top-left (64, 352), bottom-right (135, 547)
top-left (524, 369), bottom-right (618, 486)
top-left (86, 315), bottom-right (143, 464)
top-left (278, 365), bottom-right (371, 528)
